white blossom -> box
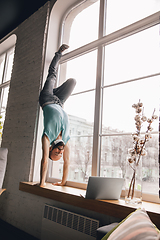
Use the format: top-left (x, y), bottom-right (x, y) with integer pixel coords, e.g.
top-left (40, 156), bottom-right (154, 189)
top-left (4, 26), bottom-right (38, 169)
top-left (134, 115), bottom-right (140, 121)
top-left (141, 149), bottom-right (147, 156)
top-left (152, 115), bottom-right (158, 120)
top-left (141, 116), bottom-right (147, 122)
top-left (147, 125), bottom-right (153, 131)
top-left (128, 156), bottom-right (136, 163)
top-left (147, 118), bottom-right (153, 123)
top-left (132, 103), bottom-right (138, 109)
top-left (132, 135), bottom-right (140, 142)
top-left (145, 132), bottom-right (152, 140)
top-left (128, 148), bottom-right (136, 156)
top-left (135, 120), bottom-right (142, 126)
top-left (137, 102), bottom-right (143, 107)
top-left (132, 132), bottom-right (138, 136)
top-left (139, 139), bottom-right (145, 145)
top-left (136, 108), bottom-right (142, 114)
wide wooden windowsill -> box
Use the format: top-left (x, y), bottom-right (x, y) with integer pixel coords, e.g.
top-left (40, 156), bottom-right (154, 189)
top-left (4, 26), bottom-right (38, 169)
top-left (0, 188), bottom-right (6, 195)
top-left (19, 182), bottom-right (160, 229)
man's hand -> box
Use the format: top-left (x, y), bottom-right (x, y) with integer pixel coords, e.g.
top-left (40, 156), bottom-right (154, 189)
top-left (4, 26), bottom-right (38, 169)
top-left (52, 181), bottom-right (66, 186)
top-left (35, 182), bottom-right (46, 187)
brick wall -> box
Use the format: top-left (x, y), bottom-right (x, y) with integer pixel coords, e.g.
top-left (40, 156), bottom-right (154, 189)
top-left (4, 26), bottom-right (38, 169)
top-left (0, 2), bottom-right (56, 239)
top-left (2, 4), bottom-right (50, 182)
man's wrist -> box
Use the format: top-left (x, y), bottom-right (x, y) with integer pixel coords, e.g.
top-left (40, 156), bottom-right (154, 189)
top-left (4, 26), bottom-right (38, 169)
top-left (40, 181), bottom-right (46, 187)
top-left (61, 181), bottom-right (66, 186)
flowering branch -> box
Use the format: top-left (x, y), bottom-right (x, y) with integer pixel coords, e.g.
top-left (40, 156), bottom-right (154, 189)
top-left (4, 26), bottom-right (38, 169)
top-left (0, 115), bottom-right (3, 140)
top-left (127, 100), bottom-right (158, 199)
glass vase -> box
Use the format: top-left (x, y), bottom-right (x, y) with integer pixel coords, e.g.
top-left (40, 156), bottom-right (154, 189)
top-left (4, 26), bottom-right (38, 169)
top-left (125, 156), bottom-right (142, 204)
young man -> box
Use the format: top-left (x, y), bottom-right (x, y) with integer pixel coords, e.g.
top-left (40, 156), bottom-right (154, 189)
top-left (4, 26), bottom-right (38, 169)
top-left (39, 44), bottom-right (76, 187)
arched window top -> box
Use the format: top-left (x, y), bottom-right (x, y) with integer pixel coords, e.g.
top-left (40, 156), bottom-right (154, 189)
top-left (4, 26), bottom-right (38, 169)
top-left (62, 0), bottom-right (100, 51)
top-left (0, 34), bottom-right (16, 55)
top-left (46, 0), bottom-right (99, 62)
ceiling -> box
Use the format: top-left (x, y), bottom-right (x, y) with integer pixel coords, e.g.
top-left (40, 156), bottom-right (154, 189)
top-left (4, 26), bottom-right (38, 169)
top-left (0, 0), bottom-right (50, 41)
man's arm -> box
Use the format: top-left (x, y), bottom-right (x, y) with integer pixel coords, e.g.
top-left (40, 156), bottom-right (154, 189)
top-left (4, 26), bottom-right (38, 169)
top-left (40, 134), bottom-right (50, 187)
top-left (54, 140), bottom-right (70, 186)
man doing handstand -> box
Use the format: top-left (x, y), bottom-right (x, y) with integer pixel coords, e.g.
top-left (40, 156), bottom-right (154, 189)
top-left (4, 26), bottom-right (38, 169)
top-left (39, 44), bottom-right (76, 187)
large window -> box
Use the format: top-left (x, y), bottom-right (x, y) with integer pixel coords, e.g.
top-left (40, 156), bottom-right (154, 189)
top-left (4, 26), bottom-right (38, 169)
top-left (48, 0), bottom-right (160, 201)
top-left (0, 47), bottom-right (14, 144)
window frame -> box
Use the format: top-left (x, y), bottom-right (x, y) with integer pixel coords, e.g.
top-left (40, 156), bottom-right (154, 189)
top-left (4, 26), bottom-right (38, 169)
top-left (0, 46), bottom-right (15, 144)
top-left (33, 0), bottom-right (160, 203)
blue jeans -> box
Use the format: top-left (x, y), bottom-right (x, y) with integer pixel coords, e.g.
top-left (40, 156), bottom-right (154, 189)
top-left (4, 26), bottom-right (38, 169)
top-left (39, 52), bottom-right (76, 108)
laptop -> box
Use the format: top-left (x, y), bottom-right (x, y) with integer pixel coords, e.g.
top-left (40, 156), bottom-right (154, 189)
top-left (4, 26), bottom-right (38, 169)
top-left (82, 176), bottom-right (124, 200)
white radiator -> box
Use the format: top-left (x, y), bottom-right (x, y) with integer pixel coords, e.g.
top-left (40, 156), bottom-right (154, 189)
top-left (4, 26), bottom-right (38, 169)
top-left (41, 204), bottom-right (99, 240)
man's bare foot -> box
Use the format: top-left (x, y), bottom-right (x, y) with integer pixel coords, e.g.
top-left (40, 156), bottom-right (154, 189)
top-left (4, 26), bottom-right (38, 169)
top-left (58, 44), bottom-right (69, 53)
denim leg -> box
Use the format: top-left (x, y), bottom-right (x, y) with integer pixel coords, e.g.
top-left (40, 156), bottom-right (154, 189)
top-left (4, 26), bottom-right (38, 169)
top-left (53, 78), bottom-right (76, 105)
top-left (39, 52), bottom-right (62, 107)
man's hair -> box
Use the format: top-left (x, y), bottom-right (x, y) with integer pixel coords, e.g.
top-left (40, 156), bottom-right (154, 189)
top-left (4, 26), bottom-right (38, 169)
top-left (49, 139), bottom-right (65, 160)
top-left (50, 139), bottom-right (65, 151)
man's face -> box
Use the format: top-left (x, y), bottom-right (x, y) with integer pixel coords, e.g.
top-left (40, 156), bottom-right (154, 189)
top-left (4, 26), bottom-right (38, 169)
top-left (49, 146), bottom-right (64, 161)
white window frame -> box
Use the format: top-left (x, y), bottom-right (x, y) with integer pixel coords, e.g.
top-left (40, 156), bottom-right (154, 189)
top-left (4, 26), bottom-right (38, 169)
top-left (0, 35), bottom-right (16, 144)
top-left (33, 0), bottom-right (160, 203)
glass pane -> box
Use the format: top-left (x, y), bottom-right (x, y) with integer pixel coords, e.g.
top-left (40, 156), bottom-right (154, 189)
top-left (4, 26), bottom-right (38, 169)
top-left (0, 54), bottom-right (5, 84)
top-left (5, 50), bottom-right (14, 82)
top-left (60, 50), bottom-right (97, 94)
top-left (106, 0), bottom-right (160, 34)
top-left (64, 90), bottom-right (95, 126)
top-left (50, 136), bottom-right (93, 183)
top-left (104, 25), bottom-right (160, 86)
top-left (69, 136), bottom-right (93, 182)
top-left (100, 135), bottom-right (133, 179)
top-left (0, 86), bottom-right (9, 144)
top-left (1, 86), bottom-right (9, 112)
top-left (102, 76), bottom-right (159, 133)
top-left (68, 0), bottom-right (100, 51)
top-left (100, 134), bottom-right (159, 195)
top-left (0, 112), bottom-right (5, 124)
top-left (0, 111), bottom-right (5, 141)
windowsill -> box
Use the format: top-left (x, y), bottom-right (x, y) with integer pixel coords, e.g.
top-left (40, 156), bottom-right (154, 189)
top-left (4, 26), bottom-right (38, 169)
top-left (19, 181), bottom-right (160, 229)
top-left (0, 188), bottom-right (6, 195)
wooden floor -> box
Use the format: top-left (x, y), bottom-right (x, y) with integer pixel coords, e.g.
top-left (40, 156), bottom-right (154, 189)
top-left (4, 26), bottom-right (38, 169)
top-left (0, 219), bottom-right (39, 240)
